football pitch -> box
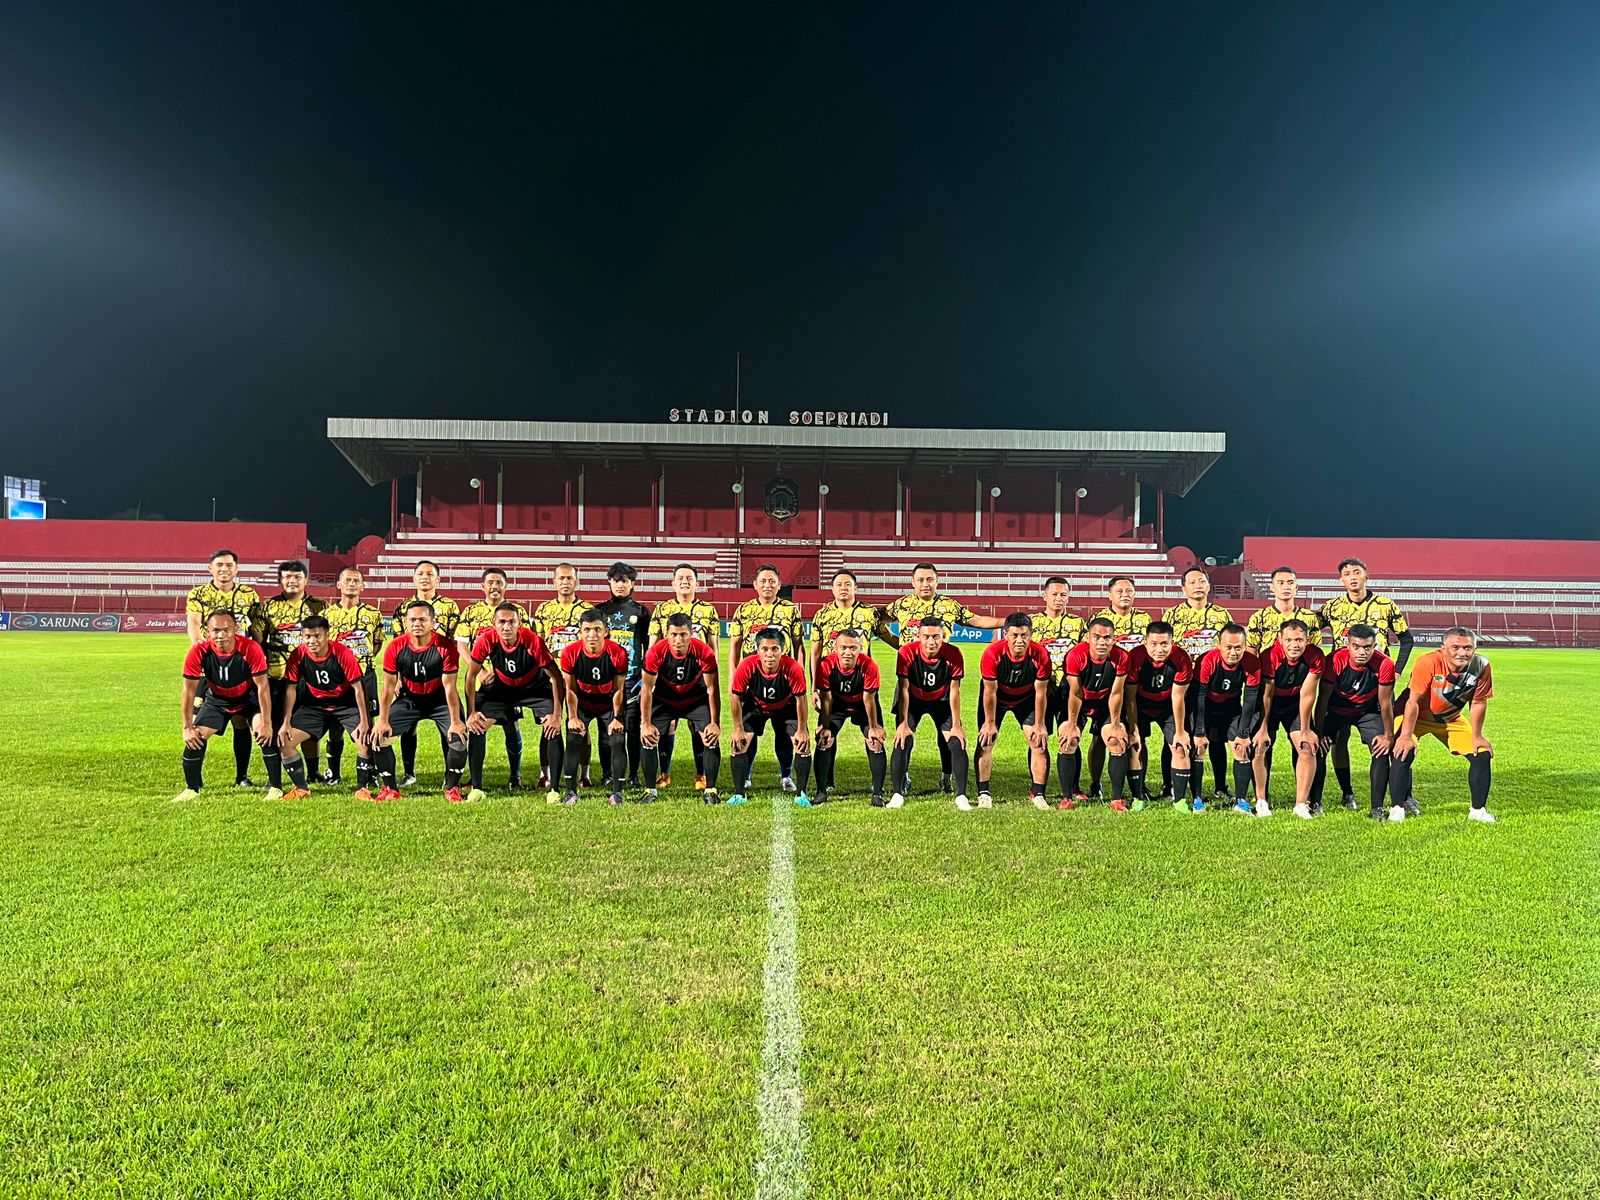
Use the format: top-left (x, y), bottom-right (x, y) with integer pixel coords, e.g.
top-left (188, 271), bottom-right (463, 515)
top-left (2, 633), bottom-right (1597, 1198)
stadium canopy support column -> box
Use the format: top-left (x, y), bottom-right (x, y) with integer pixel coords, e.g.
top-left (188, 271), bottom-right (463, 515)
top-left (415, 464), bottom-right (423, 524)
top-left (476, 474), bottom-right (486, 539)
top-left (817, 482), bottom-right (827, 548)
top-left (1132, 473), bottom-right (1141, 537)
top-left (1073, 486), bottom-right (1082, 551)
top-left (564, 474), bottom-right (573, 544)
top-left (577, 465), bottom-right (586, 534)
top-left (901, 474), bottom-right (913, 549)
top-left (973, 471), bottom-right (983, 542)
top-left (389, 479), bottom-right (399, 539)
top-left (649, 471), bottom-right (659, 545)
top-left (496, 464), bottom-right (504, 533)
top-left (1157, 488), bottom-right (1165, 547)
top-left (1053, 471), bottom-right (1063, 541)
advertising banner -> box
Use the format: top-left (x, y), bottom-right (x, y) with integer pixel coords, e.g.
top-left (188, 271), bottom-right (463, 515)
top-left (3, 612), bottom-right (122, 632)
top-left (119, 614), bottom-right (191, 633)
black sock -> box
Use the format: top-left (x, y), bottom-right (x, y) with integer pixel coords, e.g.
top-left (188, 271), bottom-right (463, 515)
top-left (793, 753), bottom-right (812, 795)
top-left (355, 756), bottom-right (372, 789)
top-left (1468, 753), bottom-right (1491, 809)
top-left (284, 754), bottom-right (309, 789)
top-left (543, 734), bottom-right (564, 791)
top-left (1233, 759), bottom-right (1252, 801)
top-left (1310, 753), bottom-right (1327, 804)
top-left (468, 732), bottom-right (487, 790)
top-left (691, 732), bottom-right (706, 779)
top-left (701, 743), bottom-right (721, 790)
top-left (642, 745), bottom-right (660, 785)
top-left (733, 750), bottom-right (754, 795)
top-left (1370, 754), bottom-right (1391, 810)
top-left (304, 744), bottom-right (319, 781)
top-left (1174, 769), bottom-right (1190, 802)
top-left (868, 747), bottom-right (888, 796)
top-left (1160, 745), bottom-right (1172, 794)
top-left (263, 748), bottom-right (282, 789)
top-left (1127, 767), bottom-right (1145, 800)
top-left (1057, 751), bottom-right (1081, 798)
top-left (890, 736), bottom-right (914, 793)
top-left (1209, 739), bottom-right (1228, 794)
top-left (505, 722), bottom-right (523, 780)
top-left (1334, 761), bottom-right (1354, 798)
top-left (1190, 760), bottom-right (1206, 798)
top-left (816, 745), bottom-right (836, 792)
top-left (1389, 750), bottom-right (1413, 810)
top-left (401, 733), bottom-right (418, 777)
top-left (606, 730), bottom-right (627, 788)
top-left (232, 725), bottom-right (253, 781)
top-left (937, 732), bottom-right (952, 774)
top-left (563, 731), bottom-right (586, 790)
top-left (182, 744), bottom-right (206, 791)
top-left (326, 736), bottom-right (342, 779)
top-left (657, 730), bottom-right (675, 778)
top-left (444, 737), bottom-right (467, 790)
top-left (1108, 751), bottom-right (1128, 800)
top-left (375, 744), bottom-right (396, 788)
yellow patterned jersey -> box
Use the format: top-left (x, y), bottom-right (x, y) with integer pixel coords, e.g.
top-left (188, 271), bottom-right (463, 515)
top-left (886, 592), bottom-right (976, 633)
top-left (1317, 592), bottom-right (1409, 654)
top-left (325, 601), bottom-right (387, 673)
top-left (532, 597), bottom-right (594, 656)
top-left (389, 592), bottom-right (461, 640)
top-left (1029, 611), bottom-right (1088, 682)
top-left (455, 599), bottom-right (533, 647)
top-left (185, 582), bottom-right (264, 641)
top-left (1245, 605), bottom-right (1324, 654)
top-left (729, 598), bottom-right (805, 657)
top-left (1092, 606), bottom-right (1152, 653)
top-left (809, 602), bottom-right (888, 653)
top-left (648, 598), bottom-right (722, 645)
top-left (260, 594), bottom-right (329, 678)
top-left (1161, 602), bottom-right (1234, 656)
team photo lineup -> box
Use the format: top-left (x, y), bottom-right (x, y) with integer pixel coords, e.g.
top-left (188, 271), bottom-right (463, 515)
top-left (179, 550), bottom-right (1496, 823)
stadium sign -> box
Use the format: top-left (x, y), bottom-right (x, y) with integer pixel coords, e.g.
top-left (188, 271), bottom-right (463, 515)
top-left (6, 612), bottom-right (122, 632)
top-left (120, 615), bottom-right (192, 632)
top-left (667, 408), bottom-right (892, 427)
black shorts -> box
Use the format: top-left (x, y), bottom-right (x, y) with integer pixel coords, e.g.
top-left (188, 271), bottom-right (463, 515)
top-left (996, 695), bottom-right (1040, 729)
top-left (1136, 705), bottom-right (1180, 744)
top-left (1203, 703), bottom-right (1252, 741)
top-left (389, 694), bottom-right (455, 739)
top-left (824, 708), bottom-right (871, 737)
top-left (1323, 709), bottom-right (1386, 748)
top-left (360, 668), bottom-right (379, 718)
top-left (194, 692), bottom-right (259, 733)
top-left (654, 696), bottom-right (715, 732)
top-left (1263, 705), bottom-right (1307, 738)
top-left (292, 702), bottom-right (364, 740)
top-left (746, 703), bottom-right (801, 739)
top-left (1070, 700), bottom-right (1114, 734)
top-left (904, 696), bottom-right (955, 736)
top-left (475, 686), bottom-right (553, 726)
top-left (572, 704), bottom-right (622, 733)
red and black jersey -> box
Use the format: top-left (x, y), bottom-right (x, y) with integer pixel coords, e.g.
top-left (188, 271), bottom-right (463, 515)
top-left (1196, 649), bottom-right (1262, 708)
top-left (285, 642), bottom-right (363, 704)
top-left (559, 639), bottom-right (630, 712)
top-left (1322, 647), bottom-right (1395, 718)
top-left (1263, 642), bottom-right (1325, 710)
top-left (382, 633), bottom-right (459, 698)
top-left (184, 636), bottom-right (268, 704)
top-left (1126, 645), bottom-right (1193, 708)
top-left (979, 640), bottom-right (1051, 703)
top-left (817, 653), bottom-right (881, 714)
top-left (732, 654), bottom-right (808, 715)
top-left (471, 627), bottom-right (554, 693)
top-left (1061, 643), bottom-right (1129, 704)
top-left (644, 637), bottom-right (718, 701)
top-left (896, 643), bottom-right (965, 704)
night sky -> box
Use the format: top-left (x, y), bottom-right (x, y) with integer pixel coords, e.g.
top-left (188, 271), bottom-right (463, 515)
top-left (5, 3), bottom-right (1598, 556)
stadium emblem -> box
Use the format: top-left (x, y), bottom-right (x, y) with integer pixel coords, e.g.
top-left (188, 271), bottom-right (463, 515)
top-left (764, 475), bottom-right (801, 521)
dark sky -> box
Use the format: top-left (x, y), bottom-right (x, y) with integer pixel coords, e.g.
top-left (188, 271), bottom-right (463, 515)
top-left (4, 3), bottom-right (1598, 556)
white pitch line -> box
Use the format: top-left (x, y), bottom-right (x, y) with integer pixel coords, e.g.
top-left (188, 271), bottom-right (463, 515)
top-left (755, 797), bottom-right (808, 1200)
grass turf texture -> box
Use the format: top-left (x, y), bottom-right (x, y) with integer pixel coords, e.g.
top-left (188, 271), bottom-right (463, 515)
top-left (0, 632), bottom-right (1596, 1198)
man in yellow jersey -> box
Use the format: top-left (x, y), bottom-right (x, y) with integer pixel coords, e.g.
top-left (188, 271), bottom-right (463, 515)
top-left (1246, 565), bottom-right (1324, 653)
top-left (185, 548), bottom-right (266, 787)
top-left (1317, 557), bottom-right (1413, 809)
top-left (456, 567), bottom-right (533, 790)
top-left (648, 563), bottom-right (722, 788)
top-left (1086, 575), bottom-right (1153, 797)
top-left (324, 566), bottom-right (387, 789)
top-left (1163, 566), bottom-right (1235, 802)
top-left (532, 562), bottom-right (595, 787)
top-left (885, 562), bottom-right (1002, 794)
top-left (388, 559), bottom-right (461, 785)
top-left (807, 569), bottom-right (898, 689)
top-left (259, 560), bottom-right (329, 784)
top-left (728, 563), bottom-right (807, 792)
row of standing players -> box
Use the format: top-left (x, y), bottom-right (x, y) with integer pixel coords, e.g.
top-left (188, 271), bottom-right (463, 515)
top-left (174, 554), bottom-right (1496, 821)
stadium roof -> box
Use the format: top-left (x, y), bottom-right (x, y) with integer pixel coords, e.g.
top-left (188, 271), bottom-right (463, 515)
top-left (328, 418), bottom-right (1225, 496)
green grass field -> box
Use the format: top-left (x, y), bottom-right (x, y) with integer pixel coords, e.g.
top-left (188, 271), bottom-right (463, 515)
top-left (2, 632), bottom-right (1597, 1198)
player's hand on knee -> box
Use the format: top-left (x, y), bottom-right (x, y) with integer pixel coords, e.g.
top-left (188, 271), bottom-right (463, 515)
top-left (566, 716), bottom-right (584, 735)
top-left (640, 722), bottom-right (658, 748)
top-left (1473, 735), bottom-right (1493, 756)
top-left (867, 728), bottom-right (886, 752)
top-left (182, 726), bottom-right (205, 751)
top-left (466, 713), bottom-right (489, 735)
top-left (252, 715), bottom-right (272, 746)
top-left (1371, 733), bottom-right (1392, 756)
top-left (946, 724), bottom-right (966, 749)
top-left (793, 731), bottom-right (811, 755)
top-left (1231, 736), bottom-right (1250, 760)
top-left (978, 721), bottom-right (998, 748)
top-left (893, 723), bottom-right (913, 749)
top-left (1392, 732), bottom-right (1415, 759)
top-left (449, 721), bottom-right (467, 744)
top-left (541, 713), bottom-right (561, 737)
top-left (732, 730), bottom-right (752, 754)
top-left (816, 729), bottom-right (833, 751)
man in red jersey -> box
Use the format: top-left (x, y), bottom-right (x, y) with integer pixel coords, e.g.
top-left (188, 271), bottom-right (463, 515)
top-left (640, 613), bottom-right (722, 805)
top-left (275, 614), bottom-right (369, 800)
top-left (1058, 616), bottom-right (1131, 810)
top-left (814, 627), bottom-right (888, 807)
top-left (368, 601), bottom-right (469, 802)
top-left (1313, 623), bottom-right (1398, 821)
top-left (558, 612), bottom-right (630, 806)
top-left (1123, 620), bottom-right (1193, 812)
top-left (1390, 626), bottom-right (1497, 824)
top-left (728, 629), bottom-right (813, 807)
top-left (976, 613), bottom-right (1051, 810)
top-left (463, 604), bottom-right (565, 805)
top-left (1251, 618), bottom-right (1323, 819)
top-left (888, 617), bottom-right (970, 810)
top-left (174, 611), bottom-right (276, 803)
top-left (1191, 624), bottom-right (1263, 815)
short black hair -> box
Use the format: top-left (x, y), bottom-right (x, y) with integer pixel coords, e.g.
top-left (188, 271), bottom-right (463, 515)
top-left (1280, 618), bottom-right (1309, 635)
top-left (278, 560), bottom-right (308, 576)
top-left (918, 615), bottom-right (944, 630)
top-left (1087, 616), bottom-right (1115, 633)
top-left (414, 559), bottom-right (439, 572)
top-left (338, 565), bottom-right (363, 578)
top-left (1347, 623), bottom-right (1377, 642)
top-left (579, 610), bottom-right (607, 627)
top-left (835, 627), bottom-right (864, 642)
top-left (754, 563), bottom-right (781, 579)
top-left (302, 614), bottom-right (330, 632)
top-left (912, 561), bottom-right (938, 574)
top-left (1004, 612), bottom-right (1033, 631)
top-left (607, 562), bottom-right (637, 582)
top-left (1145, 620), bottom-right (1174, 638)
top-left (493, 602), bottom-right (520, 617)
top-left (405, 599), bottom-right (435, 615)
top-left (832, 569), bottom-right (858, 584)
top-left (481, 567), bottom-right (508, 581)
top-left (209, 549), bottom-right (238, 563)
top-left (1042, 575), bottom-right (1069, 590)
top-left (204, 610), bottom-right (237, 624)
top-left (1220, 622), bottom-right (1247, 639)
top-left (665, 612), bottom-right (691, 630)
top-left (755, 627), bottom-right (784, 645)
top-left (1107, 574), bottom-right (1134, 589)
top-left (673, 562), bottom-right (698, 577)
top-left (1338, 557), bottom-right (1367, 573)
top-left (1182, 565), bottom-right (1209, 582)
top-left (1270, 565), bottom-right (1297, 579)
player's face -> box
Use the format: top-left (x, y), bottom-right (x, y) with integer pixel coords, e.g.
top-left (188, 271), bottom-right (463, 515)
top-left (494, 611), bottom-right (520, 643)
top-left (206, 616), bottom-right (237, 652)
top-left (911, 569), bottom-right (937, 599)
top-left (1183, 572), bottom-right (1210, 604)
top-left (304, 626), bottom-right (330, 655)
top-left (279, 570), bottom-right (306, 597)
top-left (608, 576), bottom-right (634, 598)
top-left (754, 570), bottom-right (780, 603)
top-left (1087, 625), bottom-right (1115, 659)
top-left (554, 568), bottom-right (577, 599)
top-left (835, 635), bottom-right (861, 669)
top-left (917, 625), bottom-right (945, 656)
top-left (209, 556), bottom-right (237, 586)
top-left (1004, 626), bottom-right (1032, 656)
top-left (1279, 627), bottom-right (1308, 659)
top-left (1442, 635), bottom-right (1476, 670)
top-left (406, 607), bottom-right (435, 640)
top-left (666, 626), bottom-right (691, 655)
top-left (832, 574), bottom-right (857, 605)
top-left (580, 621), bottom-right (605, 651)
top-left (1143, 632), bottom-right (1173, 664)
top-left (482, 573), bottom-right (506, 602)
top-left (673, 568), bottom-right (697, 599)
top-left (338, 570), bottom-right (363, 601)
top-left (1345, 635), bottom-right (1376, 667)
top-left (414, 564), bottom-right (439, 594)
top-left (1219, 631), bottom-right (1246, 667)
top-left (1108, 580), bottom-right (1135, 610)
top-left (1340, 563), bottom-right (1368, 594)
top-left (1271, 571), bottom-right (1297, 604)
top-left (756, 640), bottom-right (783, 671)
top-left (1042, 582), bottom-right (1070, 614)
